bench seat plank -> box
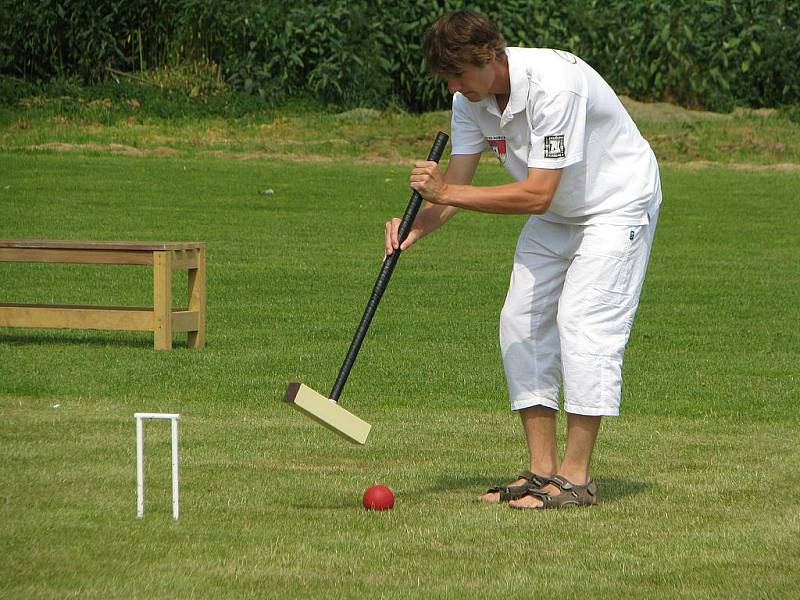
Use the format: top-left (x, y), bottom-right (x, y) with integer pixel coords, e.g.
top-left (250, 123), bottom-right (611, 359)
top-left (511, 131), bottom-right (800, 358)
top-left (0, 247), bottom-right (156, 265)
top-left (0, 240), bottom-right (205, 251)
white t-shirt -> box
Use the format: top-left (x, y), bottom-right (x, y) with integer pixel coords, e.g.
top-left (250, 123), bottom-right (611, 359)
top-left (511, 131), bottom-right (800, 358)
top-left (451, 47), bottom-right (660, 225)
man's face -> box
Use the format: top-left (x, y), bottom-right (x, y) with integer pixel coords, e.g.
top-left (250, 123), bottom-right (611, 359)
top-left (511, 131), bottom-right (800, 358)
top-left (445, 61), bottom-right (496, 102)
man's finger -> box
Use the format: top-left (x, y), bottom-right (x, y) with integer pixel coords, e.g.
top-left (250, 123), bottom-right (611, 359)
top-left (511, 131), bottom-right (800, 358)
top-left (391, 218), bottom-right (400, 249)
top-left (384, 221), bottom-right (394, 255)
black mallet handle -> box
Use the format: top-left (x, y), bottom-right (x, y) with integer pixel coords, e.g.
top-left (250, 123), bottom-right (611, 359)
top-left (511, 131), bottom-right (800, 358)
top-left (329, 131), bottom-right (449, 401)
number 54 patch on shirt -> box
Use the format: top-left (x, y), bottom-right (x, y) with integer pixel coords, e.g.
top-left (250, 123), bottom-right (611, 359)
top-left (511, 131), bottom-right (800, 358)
top-left (544, 135), bottom-right (566, 159)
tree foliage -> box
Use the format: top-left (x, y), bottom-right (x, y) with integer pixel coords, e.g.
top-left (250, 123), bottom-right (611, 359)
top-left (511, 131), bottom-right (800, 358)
top-left (1, 0), bottom-right (797, 112)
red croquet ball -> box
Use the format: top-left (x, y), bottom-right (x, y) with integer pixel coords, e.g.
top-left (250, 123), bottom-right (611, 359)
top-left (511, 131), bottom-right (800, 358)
top-left (362, 485), bottom-right (394, 511)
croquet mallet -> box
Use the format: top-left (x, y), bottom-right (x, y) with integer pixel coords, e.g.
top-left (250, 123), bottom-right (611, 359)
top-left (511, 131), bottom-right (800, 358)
top-left (284, 132), bottom-right (450, 444)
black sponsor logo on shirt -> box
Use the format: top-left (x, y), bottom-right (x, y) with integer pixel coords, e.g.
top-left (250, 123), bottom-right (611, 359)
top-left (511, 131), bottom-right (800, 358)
top-left (544, 135), bottom-right (566, 159)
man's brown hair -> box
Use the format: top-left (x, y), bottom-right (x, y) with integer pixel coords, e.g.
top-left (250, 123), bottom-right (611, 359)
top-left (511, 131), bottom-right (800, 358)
top-left (422, 10), bottom-right (506, 77)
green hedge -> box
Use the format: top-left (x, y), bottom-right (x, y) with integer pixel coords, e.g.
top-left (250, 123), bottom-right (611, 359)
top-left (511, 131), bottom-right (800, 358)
top-left (1, 0), bottom-right (798, 112)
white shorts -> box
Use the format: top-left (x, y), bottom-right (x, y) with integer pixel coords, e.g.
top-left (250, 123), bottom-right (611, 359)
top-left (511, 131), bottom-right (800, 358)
top-left (499, 205), bottom-right (660, 416)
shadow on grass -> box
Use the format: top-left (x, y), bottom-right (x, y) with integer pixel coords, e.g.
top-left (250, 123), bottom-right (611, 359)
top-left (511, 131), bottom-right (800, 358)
top-left (405, 475), bottom-right (652, 504)
top-left (291, 477), bottom-right (651, 510)
top-left (0, 331), bottom-right (189, 349)
top-left (291, 497), bottom-right (361, 510)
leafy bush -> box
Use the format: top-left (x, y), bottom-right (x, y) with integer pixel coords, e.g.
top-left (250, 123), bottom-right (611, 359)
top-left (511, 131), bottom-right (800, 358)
top-left (1, 0), bottom-right (797, 112)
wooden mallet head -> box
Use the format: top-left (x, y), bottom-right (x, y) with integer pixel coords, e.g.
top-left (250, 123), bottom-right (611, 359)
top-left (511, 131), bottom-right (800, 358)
top-left (283, 382), bottom-right (371, 445)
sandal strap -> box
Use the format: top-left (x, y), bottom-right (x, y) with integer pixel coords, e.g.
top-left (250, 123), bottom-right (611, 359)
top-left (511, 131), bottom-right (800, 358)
top-left (487, 471), bottom-right (550, 501)
top-left (547, 475), bottom-right (574, 491)
top-left (499, 486), bottom-right (526, 502)
top-left (523, 472), bottom-right (549, 490)
top-left (517, 476), bottom-right (597, 509)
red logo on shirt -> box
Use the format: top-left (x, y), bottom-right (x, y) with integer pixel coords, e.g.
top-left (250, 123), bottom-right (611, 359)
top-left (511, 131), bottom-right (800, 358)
top-left (486, 136), bottom-right (507, 165)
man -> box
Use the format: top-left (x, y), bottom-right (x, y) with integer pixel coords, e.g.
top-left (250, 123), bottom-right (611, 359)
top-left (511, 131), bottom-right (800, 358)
top-left (384, 10), bottom-right (661, 509)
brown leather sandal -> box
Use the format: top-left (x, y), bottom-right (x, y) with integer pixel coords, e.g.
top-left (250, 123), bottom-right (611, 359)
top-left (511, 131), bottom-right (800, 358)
top-left (483, 470), bottom-right (549, 503)
top-left (510, 475), bottom-right (597, 509)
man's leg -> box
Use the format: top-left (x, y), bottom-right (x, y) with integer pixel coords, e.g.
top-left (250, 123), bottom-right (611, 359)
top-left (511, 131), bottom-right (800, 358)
top-left (481, 218), bottom-right (568, 503)
top-left (508, 413), bottom-right (600, 508)
top-left (480, 406), bottom-right (558, 503)
top-left (508, 210), bottom-right (659, 508)
top-left (522, 406), bottom-right (560, 475)
top-left (559, 413), bottom-right (601, 484)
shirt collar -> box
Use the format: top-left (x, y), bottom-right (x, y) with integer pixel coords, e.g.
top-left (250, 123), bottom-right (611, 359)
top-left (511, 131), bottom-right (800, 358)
top-left (503, 47), bottom-right (529, 115)
top-left (477, 47), bottom-right (528, 121)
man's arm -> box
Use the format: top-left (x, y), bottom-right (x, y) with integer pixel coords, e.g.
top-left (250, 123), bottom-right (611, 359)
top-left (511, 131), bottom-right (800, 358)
top-left (410, 164), bottom-right (562, 215)
top-left (385, 153), bottom-right (481, 255)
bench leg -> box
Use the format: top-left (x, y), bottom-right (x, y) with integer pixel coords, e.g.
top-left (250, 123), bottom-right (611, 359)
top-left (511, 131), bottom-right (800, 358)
top-left (153, 251), bottom-right (173, 350)
top-left (188, 246), bottom-right (206, 348)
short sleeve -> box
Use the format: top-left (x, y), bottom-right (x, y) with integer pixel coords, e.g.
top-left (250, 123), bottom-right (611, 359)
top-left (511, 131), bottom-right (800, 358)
top-left (450, 93), bottom-right (487, 155)
top-left (527, 91), bottom-right (586, 169)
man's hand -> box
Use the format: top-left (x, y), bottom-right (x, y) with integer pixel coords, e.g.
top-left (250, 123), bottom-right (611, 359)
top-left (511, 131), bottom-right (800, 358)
top-left (384, 153), bottom-right (481, 257)
top-left (409, 161), bottom-right (448, 203)
top-left (384, 217), bottom-right (424, 257)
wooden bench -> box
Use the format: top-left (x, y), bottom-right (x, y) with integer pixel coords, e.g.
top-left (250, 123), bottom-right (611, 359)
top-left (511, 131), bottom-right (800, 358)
top-left (0, 240), bottom-right (206, 350)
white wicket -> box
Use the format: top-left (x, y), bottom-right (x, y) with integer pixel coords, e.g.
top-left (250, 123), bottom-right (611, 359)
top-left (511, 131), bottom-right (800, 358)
top-left (135, 412), bottom-right (180, 520)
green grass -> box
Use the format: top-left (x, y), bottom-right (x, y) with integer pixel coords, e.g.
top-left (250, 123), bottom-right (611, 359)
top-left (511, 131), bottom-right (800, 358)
top-left (1, 152), bottom-right (799, 598)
